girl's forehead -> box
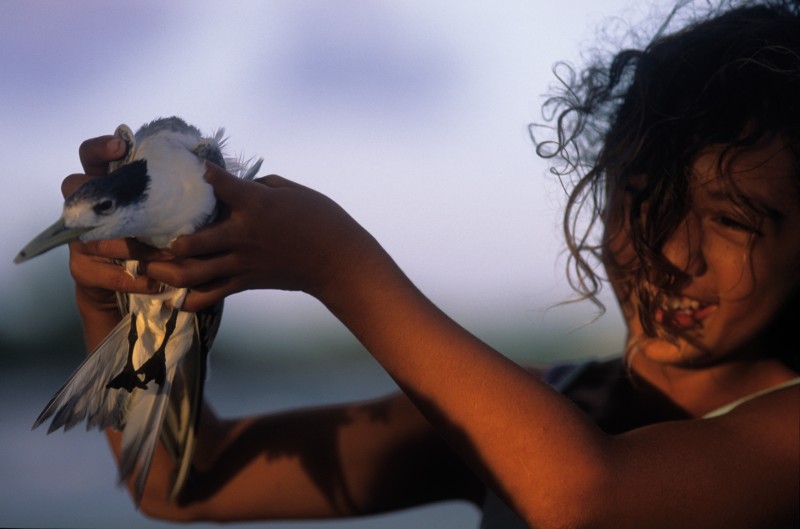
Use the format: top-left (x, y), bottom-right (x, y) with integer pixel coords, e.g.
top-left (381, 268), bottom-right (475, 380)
top-left (691, 140), bottom-right (799, 208)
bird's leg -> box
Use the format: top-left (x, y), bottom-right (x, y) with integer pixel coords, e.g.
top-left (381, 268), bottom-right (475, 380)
top-left (136, 307), bottom-right (180, 388)
top-left (107, 312), bottom-right (148, 392)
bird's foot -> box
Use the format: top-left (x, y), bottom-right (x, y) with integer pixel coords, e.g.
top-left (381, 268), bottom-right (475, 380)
top-left (136, 349), bottom-right (167, 388)
top-left (107, 366), bottom-right (148, 392)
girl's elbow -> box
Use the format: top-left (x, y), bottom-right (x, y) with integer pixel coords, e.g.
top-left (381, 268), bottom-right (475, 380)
top-left (137, 494), bottom-right (203, 523)
top-left (134, 479), bottom-right (218, 523)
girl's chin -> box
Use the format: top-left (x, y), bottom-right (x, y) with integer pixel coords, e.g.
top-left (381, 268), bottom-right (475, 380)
top-left (628, 336), bottom-right (717, 368)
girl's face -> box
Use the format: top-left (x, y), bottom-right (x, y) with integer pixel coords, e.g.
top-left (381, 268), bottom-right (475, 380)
top-left (610, 139), bottom-right (800, 367)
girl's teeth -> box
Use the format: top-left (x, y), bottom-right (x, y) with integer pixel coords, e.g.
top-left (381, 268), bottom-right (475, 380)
top-left (663, 296), bottom-right (703, 312)
top-left (654, 291), bottom-right (716, 328)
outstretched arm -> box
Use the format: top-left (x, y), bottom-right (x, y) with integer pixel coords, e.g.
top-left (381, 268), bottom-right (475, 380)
top-left (66, 137), bottom-right (482, 522)
top-left (144, 164), bottom-right (798, 529)
top-left (65, 137), bottom-right (798, 528)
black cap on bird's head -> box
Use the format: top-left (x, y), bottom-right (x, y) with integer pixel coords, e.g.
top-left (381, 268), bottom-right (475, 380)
top-left (66, 160), bottom-right (150, 214)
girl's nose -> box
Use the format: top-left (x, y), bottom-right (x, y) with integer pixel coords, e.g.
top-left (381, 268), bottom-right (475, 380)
top-left (661, 212), bottom-right (707, 277)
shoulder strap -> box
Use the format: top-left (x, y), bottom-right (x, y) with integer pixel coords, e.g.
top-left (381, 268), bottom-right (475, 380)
top-left (703, 377), bottom-right (800, 419)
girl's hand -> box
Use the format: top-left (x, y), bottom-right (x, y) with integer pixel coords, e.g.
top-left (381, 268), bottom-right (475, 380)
top-left (144, 163), bottom-right (386, 312)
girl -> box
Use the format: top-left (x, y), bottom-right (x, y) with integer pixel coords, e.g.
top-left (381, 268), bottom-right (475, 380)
top-left (63, 1), bottom-right (799, 527)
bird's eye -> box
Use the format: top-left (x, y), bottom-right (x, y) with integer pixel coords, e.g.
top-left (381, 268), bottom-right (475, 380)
top-left (93, 200), bottom-right (115, 215)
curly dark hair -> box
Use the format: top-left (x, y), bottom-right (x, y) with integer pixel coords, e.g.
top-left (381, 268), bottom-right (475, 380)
top-left (535, 0), bottom-right (800, 366)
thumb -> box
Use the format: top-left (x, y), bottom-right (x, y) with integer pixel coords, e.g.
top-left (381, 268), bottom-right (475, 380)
top-left (205, 162), bottom-right (302, 203)
top-left (203, 162), bottom-right (253, 204)
top-left (62, 173), bottom-right (92, 198)
top-left (256, 174), bottom-right (302, 188)
top-left (79, 135), bottom-right (127, 176)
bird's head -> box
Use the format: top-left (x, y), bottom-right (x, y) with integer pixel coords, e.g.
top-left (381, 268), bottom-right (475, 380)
top-left (15, 116), bottom-right (259, 264)
top-left (14, 159), bottom-right (151, 264)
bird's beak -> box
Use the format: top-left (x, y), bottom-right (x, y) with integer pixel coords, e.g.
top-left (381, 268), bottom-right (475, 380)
top-left (14, 219), bottom-right (92, 264)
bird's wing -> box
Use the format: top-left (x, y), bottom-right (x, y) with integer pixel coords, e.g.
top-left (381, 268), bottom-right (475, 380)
top-left (196, 300), bottom-right (224, 354)
top-left (192, 128), bottom-right (264, 180)
top-left (239, 157), bottom-right (264, 180)
top-left (119, 363), bottom-right (177, 506)
top-left (162, 333), bottom-right (205, 502)
top-left (191, 133), bottom-right (226, 168)
top-left (33, 315), bottom-right (132, 433)
top-left (161, 300), bottom-right (222, 501)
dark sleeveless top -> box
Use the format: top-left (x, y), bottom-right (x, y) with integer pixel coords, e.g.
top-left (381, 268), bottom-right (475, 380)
top-left (479, 358), bottom-right (691, 529)
top-left (479, 358), bottom-right (800, 528)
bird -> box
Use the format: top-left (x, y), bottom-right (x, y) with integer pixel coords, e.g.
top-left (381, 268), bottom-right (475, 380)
top-left (14, 116), bottom-right (262, 505)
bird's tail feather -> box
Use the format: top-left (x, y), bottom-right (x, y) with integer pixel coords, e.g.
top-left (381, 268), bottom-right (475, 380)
top-left (163, 329), bottom-right (207, 501)
top-left (119, 364), bottom-right (177, 506)
top-left (239, 157), bottom-right (263, 180)
top-left (222, 154), bottom-right (263, 181)
top-left (33, 317), bottom-right (133, 433)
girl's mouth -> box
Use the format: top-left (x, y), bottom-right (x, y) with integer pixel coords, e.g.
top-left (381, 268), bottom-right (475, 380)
top-left (654, 294), bottom-right (717, 329)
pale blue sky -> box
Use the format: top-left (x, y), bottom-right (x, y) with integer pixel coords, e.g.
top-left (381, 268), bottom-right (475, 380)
top-left (0, 0), bottom-right (676, 361)
top-left (1, 2), bottom-right (683, 528)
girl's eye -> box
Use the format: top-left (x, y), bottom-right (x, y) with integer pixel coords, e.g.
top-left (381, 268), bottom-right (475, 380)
top-left (713, 215), bottom-right (762, 235)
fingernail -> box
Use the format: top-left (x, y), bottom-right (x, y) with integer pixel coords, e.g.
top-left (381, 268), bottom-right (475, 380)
top-left (108, 138), bottom-right (125, 154)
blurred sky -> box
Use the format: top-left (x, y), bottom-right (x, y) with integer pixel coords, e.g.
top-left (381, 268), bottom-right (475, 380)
top-left (0, 0), bottom-right (677, 363)
top-left (1, 1), bottom-right (684, 528)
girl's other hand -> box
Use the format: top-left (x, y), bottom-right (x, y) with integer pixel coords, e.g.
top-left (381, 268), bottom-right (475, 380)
top-left (145, 164), bottom-right (383, 312)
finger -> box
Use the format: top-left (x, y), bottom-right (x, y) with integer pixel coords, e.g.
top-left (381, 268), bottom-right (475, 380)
top-left (203, 163), bottom-right (302, 203)
top-left (62, 173), bottom-right (93, 198)
top-left (144, 253), bottom-right (239, 289)
top-left (166, 221), bottom-right (235, 258)
top-left (181, 278), bottom-right (240, 312)
top-left (79, 135), bottom-right (127, 176)
top-left (70, 255), bottom-right (162, 295)
top-left (256, 174), bottom-right (301, 188)
top-left (203, 162), bottom-right (259, 204)
top-left (74, 238), bottom-right (173, 262)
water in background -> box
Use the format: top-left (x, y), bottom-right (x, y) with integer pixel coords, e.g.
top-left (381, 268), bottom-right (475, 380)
top-left (1, 358), bottom-right (481, 529)
top-left (1, 283), bottom-right (622, 528)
